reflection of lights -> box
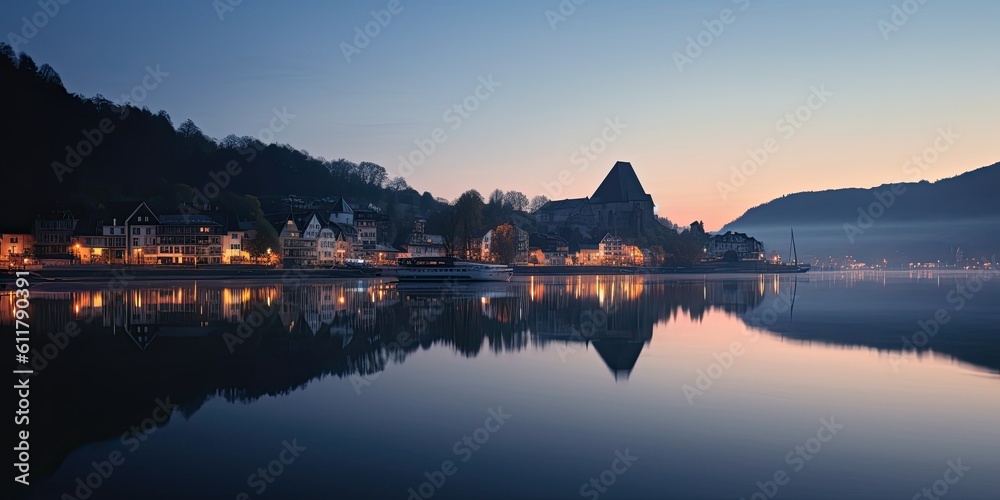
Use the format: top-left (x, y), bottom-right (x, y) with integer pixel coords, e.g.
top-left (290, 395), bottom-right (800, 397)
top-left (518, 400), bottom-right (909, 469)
top-left (338, 296), bottom-right (345, 304)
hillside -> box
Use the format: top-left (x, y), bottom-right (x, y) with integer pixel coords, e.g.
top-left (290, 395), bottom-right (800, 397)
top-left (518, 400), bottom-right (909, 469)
top-left (0, 45), bottom-right (441, 235)
top-left (721, 164), bottom-right (1000, 263)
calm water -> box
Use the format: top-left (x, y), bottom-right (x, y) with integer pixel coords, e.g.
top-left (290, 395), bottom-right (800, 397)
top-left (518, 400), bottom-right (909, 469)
top-left (11, 271), bottom-right (1000, 499)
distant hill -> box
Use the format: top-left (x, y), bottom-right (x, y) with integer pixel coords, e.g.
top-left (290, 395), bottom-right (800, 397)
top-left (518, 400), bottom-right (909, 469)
top-left (721, 164), bottom-right (1000, 263)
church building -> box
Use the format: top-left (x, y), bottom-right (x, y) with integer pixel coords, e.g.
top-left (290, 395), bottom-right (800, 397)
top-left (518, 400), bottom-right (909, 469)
top-left (535, 161), bottom-right (656, 239)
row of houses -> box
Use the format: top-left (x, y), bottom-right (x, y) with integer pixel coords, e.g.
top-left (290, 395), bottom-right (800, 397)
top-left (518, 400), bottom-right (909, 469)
top-left (404, 221), bottom-right (646, 266)
top-left (4, 199), bottom-right (651, 268)
top-left (2, 197), bottom-right (395, 267)
top-left (3, 203), bottom-right (247, 266)
top-left (270, 209), bottom-right (398, 267)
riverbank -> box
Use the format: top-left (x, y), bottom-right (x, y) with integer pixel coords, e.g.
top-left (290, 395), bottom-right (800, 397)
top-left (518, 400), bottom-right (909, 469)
top-left (6, 261), bottom-right (809, 285)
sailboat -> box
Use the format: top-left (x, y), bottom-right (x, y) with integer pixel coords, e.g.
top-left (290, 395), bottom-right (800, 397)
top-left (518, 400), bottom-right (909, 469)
top-left (782, 228), bottom-right (811, 273)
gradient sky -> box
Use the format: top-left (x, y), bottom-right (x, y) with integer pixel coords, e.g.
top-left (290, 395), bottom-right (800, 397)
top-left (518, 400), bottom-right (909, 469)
top-left (5, 0), bottom-right (998, 230)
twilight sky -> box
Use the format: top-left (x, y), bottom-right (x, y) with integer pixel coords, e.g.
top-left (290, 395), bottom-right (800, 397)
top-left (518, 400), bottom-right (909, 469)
top-left (6, 0), bottom-right (998, 230)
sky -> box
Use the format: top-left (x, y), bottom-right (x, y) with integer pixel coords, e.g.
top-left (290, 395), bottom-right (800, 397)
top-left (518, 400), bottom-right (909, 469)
top-left (5, 0), bottom-right (998, 230)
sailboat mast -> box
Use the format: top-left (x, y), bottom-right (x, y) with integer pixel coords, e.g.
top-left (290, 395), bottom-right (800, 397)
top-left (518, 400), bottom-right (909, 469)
top-left (787, 231), bottom-right (793, 265)
top-left (791, 228), bottom-right (798, 266)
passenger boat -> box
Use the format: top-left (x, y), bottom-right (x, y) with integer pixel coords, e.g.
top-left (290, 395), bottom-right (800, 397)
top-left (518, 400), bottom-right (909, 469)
top-left (395, 257), bottom-right (513, 282)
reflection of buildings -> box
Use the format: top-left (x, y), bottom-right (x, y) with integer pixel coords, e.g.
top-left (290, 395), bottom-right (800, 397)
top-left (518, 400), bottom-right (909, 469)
top-left (523, 276), bottom-right (767, 380)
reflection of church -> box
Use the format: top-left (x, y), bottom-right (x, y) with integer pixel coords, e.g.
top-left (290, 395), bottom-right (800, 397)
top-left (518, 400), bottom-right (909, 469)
top-left (523, 276), bottom-right (768, 380)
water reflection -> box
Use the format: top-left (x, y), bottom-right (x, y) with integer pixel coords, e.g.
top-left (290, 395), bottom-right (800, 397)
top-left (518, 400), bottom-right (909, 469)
top-left (8, 271), bottom-right (1000, 487)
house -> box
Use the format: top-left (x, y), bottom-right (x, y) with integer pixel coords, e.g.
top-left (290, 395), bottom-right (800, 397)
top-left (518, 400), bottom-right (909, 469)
top-left (271, 214), bottom-right (315, 267)
top-left (529, 233), bottom-right (569, 265)
top-left (704, 231), bottom-right (765, 261)
top-left (69, 202), bottom-right (130, 264)
top-left (154, 214), bottom-right (224, 265)
top-left (599, 234), bottom-right (624, 264)
top-left (317, 219), bottom-right (356, 265)
top-left (125, 203), bottom-right (159, 264)
top-left (368, 243), bottom-right (402, 265)
top-left (1, 233), bottom-right (34, 264)
top-left (575, 242), bottom-right (601, 265)
top-left (222, 225), bottom-right (248, 264)
top-left (352, 204), bottom-right (387, 246)
top-left (328, 197), bottom-right (354, 225)
top-left (402, 218), bottom-right (447, 258)
top-left (33, 210), bottom-right (78, 259)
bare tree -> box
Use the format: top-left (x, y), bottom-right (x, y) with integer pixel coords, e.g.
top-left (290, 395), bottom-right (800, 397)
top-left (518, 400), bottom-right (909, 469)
top-left (488, 189), bottom-right (505, 206)
top-left (528, 195), bottom-right (550, 213)
top-left (357, 161), bottom-right (388, 187)
top-left (504, 191), bottom-right (529, 212)
top-left (386, 176), bottom-right (410, 192)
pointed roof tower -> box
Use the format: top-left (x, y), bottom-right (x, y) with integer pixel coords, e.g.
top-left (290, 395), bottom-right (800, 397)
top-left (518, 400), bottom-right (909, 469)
top-left (591, 161), bottom-right (653, 204)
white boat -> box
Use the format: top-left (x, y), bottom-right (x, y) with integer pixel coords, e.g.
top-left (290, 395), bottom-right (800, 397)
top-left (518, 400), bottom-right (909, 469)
top-left (395, 257), bottom-right (513, 282)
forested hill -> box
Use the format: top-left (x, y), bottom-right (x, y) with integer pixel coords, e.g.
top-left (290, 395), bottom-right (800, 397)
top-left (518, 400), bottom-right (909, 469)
top-left (1, 44), bottom-right (436, 231)
top-left (721, 164), bottom-right (1000, 263)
